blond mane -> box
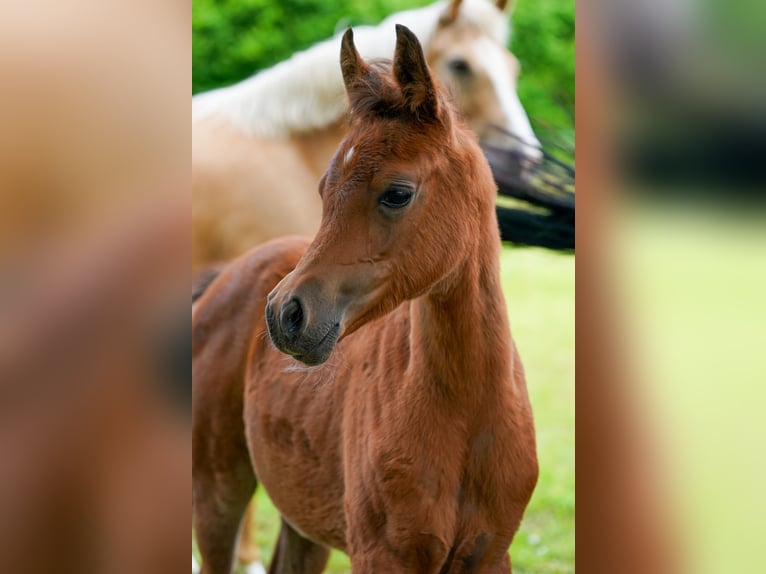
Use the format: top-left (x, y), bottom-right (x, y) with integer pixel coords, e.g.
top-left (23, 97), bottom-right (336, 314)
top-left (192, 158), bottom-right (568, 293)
top-left (191, 0), bottom-right (510, 138)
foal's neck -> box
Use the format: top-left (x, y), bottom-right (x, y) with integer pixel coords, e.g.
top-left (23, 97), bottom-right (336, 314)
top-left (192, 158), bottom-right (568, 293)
top-left (409, 218), bottom-right (512, 408)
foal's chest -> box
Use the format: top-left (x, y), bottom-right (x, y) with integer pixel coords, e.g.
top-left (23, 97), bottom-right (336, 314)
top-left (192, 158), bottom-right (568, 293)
top-left (344, 416), bottom-right (518, 564)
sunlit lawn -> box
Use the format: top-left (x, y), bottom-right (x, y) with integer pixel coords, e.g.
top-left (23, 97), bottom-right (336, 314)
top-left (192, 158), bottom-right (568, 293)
top-left (194, 246), bottom-right (574, 573)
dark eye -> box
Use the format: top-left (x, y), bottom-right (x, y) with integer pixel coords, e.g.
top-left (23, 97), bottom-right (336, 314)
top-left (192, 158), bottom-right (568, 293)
top-left (448, 58), bottom-right (471, 76)
top-left (378, 185), bottom-right (414, 209)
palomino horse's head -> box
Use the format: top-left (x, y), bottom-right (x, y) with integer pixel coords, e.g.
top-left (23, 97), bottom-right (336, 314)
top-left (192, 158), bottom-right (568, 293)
top-left (266, 25), bottom-right (497, 365)
top-left (427, 0), bottom-right (541, 163)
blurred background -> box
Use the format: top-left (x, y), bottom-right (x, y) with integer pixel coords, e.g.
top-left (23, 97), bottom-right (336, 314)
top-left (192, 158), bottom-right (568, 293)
top-left (0, 2), bottom-right (189, 573)
top-left (578, 0), bottom-right (766, 573)
top-left (192, 1), bottom-right (575, 573)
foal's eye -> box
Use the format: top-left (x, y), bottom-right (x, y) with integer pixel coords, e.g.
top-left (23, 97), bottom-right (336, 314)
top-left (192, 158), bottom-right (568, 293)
top-left (378, 185), bottom-right (414, 209)
top-left (448, 58), bottom-right (471, 76)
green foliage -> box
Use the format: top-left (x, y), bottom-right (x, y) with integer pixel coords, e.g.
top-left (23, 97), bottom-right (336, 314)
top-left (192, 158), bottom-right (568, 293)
top-left (511, 0), bottom-right (575, 136)
top-left (192, 0), bottom-right (573, 132)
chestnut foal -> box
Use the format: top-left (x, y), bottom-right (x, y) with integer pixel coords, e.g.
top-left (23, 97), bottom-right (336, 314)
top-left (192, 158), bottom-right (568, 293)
top-left (192, 26), bottom-right (538, 573)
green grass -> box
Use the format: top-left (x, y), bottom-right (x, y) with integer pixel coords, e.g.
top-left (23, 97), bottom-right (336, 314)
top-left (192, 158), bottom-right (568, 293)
top-left (501, 247), bottom-right (574, 573)
top-left (194, 246), bottom-right (574, 573)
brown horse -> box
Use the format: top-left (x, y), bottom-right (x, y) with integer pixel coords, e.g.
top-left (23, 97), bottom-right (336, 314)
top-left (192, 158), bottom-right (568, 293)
top-left (192, 0), bottom-right (542, 271)
top-left (192, 25), bottom-right (538, 574)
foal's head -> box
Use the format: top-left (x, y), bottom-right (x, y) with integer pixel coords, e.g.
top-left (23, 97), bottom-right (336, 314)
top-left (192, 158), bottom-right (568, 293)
top-left (266, 25), bottom-right (497, 366)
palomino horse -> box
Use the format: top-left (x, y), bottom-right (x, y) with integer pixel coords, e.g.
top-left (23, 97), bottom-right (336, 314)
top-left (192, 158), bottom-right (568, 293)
top-left (192, 0), bottom-right (541, 271)
top-left (192, 25), bottom-right (538, 573)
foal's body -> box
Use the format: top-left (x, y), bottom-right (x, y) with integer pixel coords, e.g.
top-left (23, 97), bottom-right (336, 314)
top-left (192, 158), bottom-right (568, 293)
top-left (193, 25), bottom-right (537, 573)
top-left (194, 235), bottom-right (536, 572)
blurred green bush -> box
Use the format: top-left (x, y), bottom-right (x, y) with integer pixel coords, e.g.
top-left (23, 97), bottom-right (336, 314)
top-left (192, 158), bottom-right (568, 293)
top-left (192, 0), bottom-right (574, 133)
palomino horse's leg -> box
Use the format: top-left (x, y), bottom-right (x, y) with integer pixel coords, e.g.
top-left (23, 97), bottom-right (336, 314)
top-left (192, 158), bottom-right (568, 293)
top-left (267, 518), bottom-right (330, 574)
top-left (236, 501), bottom-right (261, 566)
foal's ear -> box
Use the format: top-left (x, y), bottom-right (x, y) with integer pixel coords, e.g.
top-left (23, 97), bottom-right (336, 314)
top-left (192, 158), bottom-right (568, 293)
top-left (393, 24), bottom-right (439, 119)
top-left (340, 28), bottom-right (376, 104)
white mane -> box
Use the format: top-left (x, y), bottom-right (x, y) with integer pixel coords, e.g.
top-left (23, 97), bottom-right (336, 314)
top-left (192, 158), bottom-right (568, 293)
top-left (192, 0), bottom-right (510, 138)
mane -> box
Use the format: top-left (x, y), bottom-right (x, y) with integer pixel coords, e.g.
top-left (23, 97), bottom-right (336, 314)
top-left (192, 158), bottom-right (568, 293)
top-left (192, 0), bottom-right (510, 138)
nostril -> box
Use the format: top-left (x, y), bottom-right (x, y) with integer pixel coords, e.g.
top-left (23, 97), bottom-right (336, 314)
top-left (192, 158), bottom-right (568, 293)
top-left (280, 298), bottom-right (304, 338)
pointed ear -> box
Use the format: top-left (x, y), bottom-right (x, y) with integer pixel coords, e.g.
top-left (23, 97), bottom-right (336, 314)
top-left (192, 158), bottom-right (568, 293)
top-left (393, 24), bottom-right (439, 119)
top-left (496, 0), bottom-right (512, 12)
top-left (439, 0), bottom-right (463, 25)
top-left (340, 28), bottom-right (377, 107)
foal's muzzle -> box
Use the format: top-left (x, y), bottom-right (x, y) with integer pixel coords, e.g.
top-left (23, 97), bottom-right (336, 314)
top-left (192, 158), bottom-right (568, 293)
top-left (265, 288), bottom-right (341, 366)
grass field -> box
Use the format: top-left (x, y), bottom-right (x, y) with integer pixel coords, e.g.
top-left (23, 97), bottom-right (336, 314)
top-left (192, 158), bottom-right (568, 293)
top-left (194, 246), bottom-right (575, 573)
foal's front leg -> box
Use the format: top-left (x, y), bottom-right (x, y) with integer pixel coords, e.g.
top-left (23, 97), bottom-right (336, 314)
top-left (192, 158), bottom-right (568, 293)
top-left (192, 360), bottom-right (256, 573)
top-left (347, 531), bottom-right (452, 574)
top-left (193, 464), bottom-right (256, 574)
top-left (347, 524), bottom-right (517, 574)
top-left (350, 548), bottom-right (513, 573)
top-left (267, 518), bottom-right (330, 574)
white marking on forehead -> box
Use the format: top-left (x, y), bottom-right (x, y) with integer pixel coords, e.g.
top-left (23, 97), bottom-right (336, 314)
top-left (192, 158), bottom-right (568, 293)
top-left (474, 37), bottom-right (541, 153)
top-left (343, 146), bottom-right (355, 166)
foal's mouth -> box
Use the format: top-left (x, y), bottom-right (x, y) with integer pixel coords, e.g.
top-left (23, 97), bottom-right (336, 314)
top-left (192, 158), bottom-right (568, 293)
top-left (283, 322), bottom-right (341, 367)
